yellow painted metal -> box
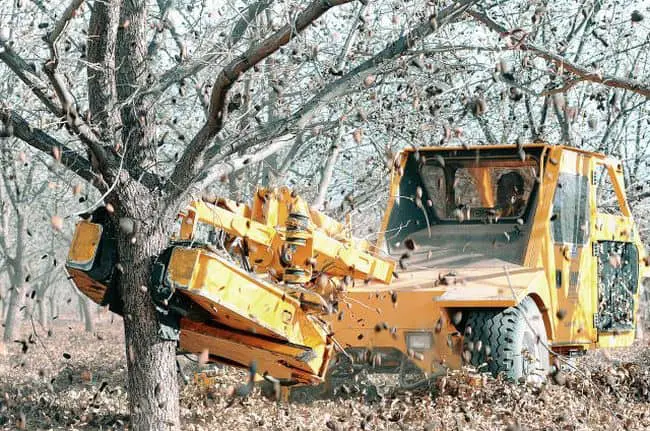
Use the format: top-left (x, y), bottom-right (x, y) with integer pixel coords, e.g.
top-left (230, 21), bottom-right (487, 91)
top-left (180, 200), bottom-right (276, 246)
top-left (65, 142), bottom-right (650, 387)
top-left (175, 187), bottom-right (395, 284)
top-left (67, 221), bottom-right (102, 271)
top-left (331, 284), bottom-right (462, 374)
top-left (167, 247), bottom-right (315, 343)
top-left (377, 144), bottom-right (647, 353)
top-left (179, 320), bottom-right (331, 384)
top-left (165, 246), bottom-right (331, 381)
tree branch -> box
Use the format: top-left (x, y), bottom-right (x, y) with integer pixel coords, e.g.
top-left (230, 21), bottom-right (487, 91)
top-left (313, 123), bottom-right (343, 209)
top-left (0, 108), bottom-right (96, 185)
top-left (0, 45), bottom-right (63, 116)
top-left (330, 2), bottom-right (366, 74)
top-left (296, 1), bottom-right (475, 126)
top-left (191, 0), bottom-right (476, 188)
top-left (49, 0), bottom-right (85, 46)
top-left (44, 0), bottom-right (108, 167)
top-left (193, 134), bottom-right (299, 190)
top-left (468, 9), bottom-right (650, 98)
top-left (166, 0), bottom-right (355, 200)
top-left (148, 0), bottom-right (186, 61)
top-left (524, 94), bottom-right (539, 140)
top-left (151, 0), bottom-right (275, 96)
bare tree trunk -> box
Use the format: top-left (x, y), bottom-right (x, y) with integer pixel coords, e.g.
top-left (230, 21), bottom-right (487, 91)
top-left (23, 287), bottom-right (35, 319)
top-left (37, 293), bottom-right (49, 330)
top-left (313, 126), bottom-right (343, 209)
top-left (81, 296), bottom-right (95, 333)
top-left (118, 195), bottom-right (179, 430)
top-left (48, 296), bottom-right (57, 320)
top-left (77, 298), bottom-right (84, 322)
top-left (3, 282), bottom-right (25, 342)
top-left (2, 296), bottom-right (9, 322)
top-left (0, 285), bottom-right (6, 321)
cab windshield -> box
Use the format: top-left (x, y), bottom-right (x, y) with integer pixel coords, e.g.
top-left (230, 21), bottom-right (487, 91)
top-left (384, 148), bottom-right (542, 267)
top-left (421, 159), bottom-right (538, 222)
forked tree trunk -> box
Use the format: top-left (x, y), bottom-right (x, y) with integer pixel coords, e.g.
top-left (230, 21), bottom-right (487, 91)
top-left (3, 282), bottom-right (26, 342)
top-left (117, 188), bottom-right (179, 430)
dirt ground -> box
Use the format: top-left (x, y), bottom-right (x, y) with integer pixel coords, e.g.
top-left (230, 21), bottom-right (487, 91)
top-left (1, 318), bottom-right (649, 430)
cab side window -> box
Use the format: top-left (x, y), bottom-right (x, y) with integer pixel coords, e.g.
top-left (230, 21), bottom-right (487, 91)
top-left (593, 164), bottom-right (623, 216)
top-left (551, 173), bottom-right (589, 245)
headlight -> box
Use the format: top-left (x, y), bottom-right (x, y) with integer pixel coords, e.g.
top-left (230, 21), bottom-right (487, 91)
top-left (405, 332), bottom-right (432, 351)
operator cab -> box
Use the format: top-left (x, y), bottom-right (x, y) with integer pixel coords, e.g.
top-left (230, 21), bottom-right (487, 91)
top-left (383, 146), bottom-right (544, 268)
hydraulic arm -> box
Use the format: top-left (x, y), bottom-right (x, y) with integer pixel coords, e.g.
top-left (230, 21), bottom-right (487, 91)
top-left (66, 186), bottom-right (395, 384)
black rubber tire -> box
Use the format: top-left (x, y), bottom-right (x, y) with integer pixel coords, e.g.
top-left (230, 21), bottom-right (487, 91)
top-left (463, 296), bottom-right (550, 382)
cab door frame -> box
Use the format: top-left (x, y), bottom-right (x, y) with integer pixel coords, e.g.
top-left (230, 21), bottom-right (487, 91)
top-left (589, 157), bottom-right (639, 347)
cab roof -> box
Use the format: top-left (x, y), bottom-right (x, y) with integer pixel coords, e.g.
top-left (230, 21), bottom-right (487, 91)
top-left (400, 143), bottom-right (613, 161)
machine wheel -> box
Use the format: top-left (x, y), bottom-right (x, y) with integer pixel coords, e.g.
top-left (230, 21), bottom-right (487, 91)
top-left (463, 296), bottom-right (550, 383)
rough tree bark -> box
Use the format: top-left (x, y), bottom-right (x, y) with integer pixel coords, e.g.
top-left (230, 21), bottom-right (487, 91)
top-left (117, 186), bottom-right (178, 429)
top-left (111, 0), bottom-right (180, 423)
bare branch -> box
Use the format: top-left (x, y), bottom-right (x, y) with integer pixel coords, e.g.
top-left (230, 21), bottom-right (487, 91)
top-left (285, 0), bottom-right (476, 130)
top-left (313, 124), bottom-right (343, 209)
top-left (166, 0), bottom-right (355, 199)
top-left (524, 95), bottom-right (539, 140)
top-left (469, 9), bottom-right (650, 98)
top-left (40, 0), bottom-right (109, 167)
top-left (0, 46), bottom-right (63, 116)
top-left (191, 0), bottom-right (477, 187)
top-left (0, 108), bottom-right (96, 185)
top-left (474, 113), bottom-right (498, 143)
top-left (540, 78), bottom-right (587, 96)
top-left (152, 0), bottom-right (275, 96)
top-left (43, 63), bottom-right (108, 164)
top-left (193, 134), bottom-right (298, 189)
top-left (330, 2), bottom-right (367, 75)
top-left (148, 0), bottom-right (186, 60)
top-left (49, 0), bottom-right (85, 48)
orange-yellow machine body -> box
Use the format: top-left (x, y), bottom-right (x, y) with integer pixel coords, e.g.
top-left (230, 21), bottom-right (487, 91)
top-left (66, 144), bottom-right (649, 387)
